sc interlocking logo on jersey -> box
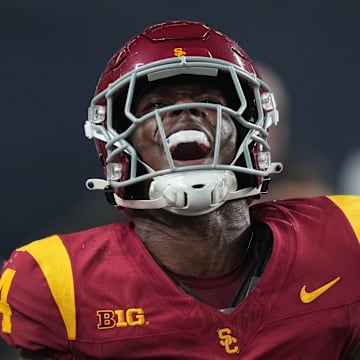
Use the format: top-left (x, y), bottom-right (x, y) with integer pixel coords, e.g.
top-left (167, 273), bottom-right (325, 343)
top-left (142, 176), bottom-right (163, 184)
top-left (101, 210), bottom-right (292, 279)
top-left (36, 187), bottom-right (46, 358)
top-left (218, 327), bottom-right (239, 354)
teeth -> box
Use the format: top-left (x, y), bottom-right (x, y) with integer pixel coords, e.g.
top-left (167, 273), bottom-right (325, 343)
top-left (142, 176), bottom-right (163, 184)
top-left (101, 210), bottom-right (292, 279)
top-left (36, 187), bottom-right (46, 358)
top-left (166, 130), bottom-right (210, 150)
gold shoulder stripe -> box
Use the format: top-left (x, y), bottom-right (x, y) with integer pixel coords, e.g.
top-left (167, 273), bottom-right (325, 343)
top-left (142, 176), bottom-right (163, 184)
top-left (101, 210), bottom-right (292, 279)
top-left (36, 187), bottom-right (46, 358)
top-left (17, 235), bottom-right (76, 339)
top-left (327, 195), bottom-right (360, 244)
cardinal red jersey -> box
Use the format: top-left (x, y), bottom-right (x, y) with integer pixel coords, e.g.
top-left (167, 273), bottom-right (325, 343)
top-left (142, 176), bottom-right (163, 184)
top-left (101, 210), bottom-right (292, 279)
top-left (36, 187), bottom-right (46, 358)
top-left (1, 195), bottom-right (360, 359)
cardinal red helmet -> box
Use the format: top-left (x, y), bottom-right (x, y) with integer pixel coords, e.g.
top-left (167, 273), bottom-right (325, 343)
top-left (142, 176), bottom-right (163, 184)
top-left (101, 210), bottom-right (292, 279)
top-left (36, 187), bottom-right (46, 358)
top-left (84, 20), bottom-right (282, 216)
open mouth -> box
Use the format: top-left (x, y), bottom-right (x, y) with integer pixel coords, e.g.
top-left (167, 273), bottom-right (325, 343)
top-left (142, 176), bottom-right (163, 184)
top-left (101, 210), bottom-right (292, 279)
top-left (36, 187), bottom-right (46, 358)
top-left (166, 130), bottom-right (211, 161)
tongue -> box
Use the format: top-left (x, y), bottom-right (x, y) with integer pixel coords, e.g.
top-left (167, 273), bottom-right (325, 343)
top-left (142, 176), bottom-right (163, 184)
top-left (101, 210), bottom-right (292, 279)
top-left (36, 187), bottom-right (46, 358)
top-left (170, 142), bottom-right (208, 160)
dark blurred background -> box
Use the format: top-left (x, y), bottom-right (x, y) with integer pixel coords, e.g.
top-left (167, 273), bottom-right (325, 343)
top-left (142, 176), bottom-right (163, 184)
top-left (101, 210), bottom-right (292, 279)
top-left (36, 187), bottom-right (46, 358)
top-left (1, 0), bottom-right (360, 357)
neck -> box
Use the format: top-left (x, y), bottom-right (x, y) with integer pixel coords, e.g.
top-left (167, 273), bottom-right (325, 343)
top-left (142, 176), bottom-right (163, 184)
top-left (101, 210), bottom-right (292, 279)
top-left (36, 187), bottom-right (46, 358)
top-left (130, 200), bottom-right (252, 276)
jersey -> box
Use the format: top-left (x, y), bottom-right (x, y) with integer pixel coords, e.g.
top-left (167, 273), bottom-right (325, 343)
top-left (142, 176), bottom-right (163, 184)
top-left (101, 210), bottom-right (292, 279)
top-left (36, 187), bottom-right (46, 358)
top-left (0, 195), bottom-right (359, 359)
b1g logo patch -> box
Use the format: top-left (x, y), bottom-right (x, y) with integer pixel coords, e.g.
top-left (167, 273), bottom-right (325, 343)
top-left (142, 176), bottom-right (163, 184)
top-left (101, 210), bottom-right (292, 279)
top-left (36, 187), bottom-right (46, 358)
top-left (97, 308), bottom-right (146, 329)
top-left (218, 327), bottom-right (239, 354)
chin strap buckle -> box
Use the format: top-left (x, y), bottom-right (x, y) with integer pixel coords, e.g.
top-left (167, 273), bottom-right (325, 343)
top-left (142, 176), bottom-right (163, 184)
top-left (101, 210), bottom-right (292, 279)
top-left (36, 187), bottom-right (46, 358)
top-left (104, 185), bottom-right (117, 206)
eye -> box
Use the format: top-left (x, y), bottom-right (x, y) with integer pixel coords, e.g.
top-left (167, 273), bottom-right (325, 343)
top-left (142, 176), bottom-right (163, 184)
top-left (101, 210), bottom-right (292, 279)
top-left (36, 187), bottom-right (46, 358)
top-left (197, 96), bottom-right (224, 105)
top-left (202, 99), bottom-right (220, 104)
top-left (150, 101), bottom-right (167, 109)
top-left (138, 100), bottom-right (168, 115)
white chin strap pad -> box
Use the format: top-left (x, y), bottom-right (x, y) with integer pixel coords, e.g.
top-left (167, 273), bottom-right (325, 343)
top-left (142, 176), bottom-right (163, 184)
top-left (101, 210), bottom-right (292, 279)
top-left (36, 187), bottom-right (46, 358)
top-left (148, 170), bottom-right (238, 216)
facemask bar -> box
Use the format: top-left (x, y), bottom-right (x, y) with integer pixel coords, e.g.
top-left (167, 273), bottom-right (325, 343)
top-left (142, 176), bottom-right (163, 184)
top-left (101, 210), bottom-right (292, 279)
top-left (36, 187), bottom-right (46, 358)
top-left (85, 56), bottom-right (282, 193)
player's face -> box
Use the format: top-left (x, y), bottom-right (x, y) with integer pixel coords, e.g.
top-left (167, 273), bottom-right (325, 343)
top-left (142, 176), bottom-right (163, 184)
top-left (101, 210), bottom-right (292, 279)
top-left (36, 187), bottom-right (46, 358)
top-left (129, 76), bottom-right (238, 171)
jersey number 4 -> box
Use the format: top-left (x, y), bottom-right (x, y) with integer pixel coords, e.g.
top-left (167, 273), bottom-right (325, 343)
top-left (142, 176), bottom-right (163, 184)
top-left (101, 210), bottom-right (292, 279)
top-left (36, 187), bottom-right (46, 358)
top-left (0, 268), bottom-right (16, 334)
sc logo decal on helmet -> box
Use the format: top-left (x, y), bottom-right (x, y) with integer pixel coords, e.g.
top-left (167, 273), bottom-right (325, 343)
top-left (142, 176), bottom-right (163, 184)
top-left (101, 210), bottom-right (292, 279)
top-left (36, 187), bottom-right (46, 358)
top-left (84, 20), bottom-right (283, 216)
top-left (173, 47), bottom-right (187, 57)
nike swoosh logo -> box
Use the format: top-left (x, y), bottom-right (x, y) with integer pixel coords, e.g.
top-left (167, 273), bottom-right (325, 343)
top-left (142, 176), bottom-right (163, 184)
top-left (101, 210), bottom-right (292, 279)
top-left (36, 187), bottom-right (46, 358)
top-left (300, 277), bottom-right (341, 303)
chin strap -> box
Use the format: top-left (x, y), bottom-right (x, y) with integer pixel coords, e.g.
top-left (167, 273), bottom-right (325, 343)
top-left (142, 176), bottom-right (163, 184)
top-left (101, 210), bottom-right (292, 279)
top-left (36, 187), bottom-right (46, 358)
top-left (86, 179), bottom-right (168, 209)
top-left (85, 163), bottom-right (282, 216)
top-left (147, 170), bottom-right (238, 216)
top-left (86, 171), bottom-right (257, 216)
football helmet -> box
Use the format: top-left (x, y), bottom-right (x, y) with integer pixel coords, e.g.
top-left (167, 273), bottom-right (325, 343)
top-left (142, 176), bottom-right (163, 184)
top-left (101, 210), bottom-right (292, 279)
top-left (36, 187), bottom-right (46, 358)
top-left (84, 20), bottom-right (282, 216)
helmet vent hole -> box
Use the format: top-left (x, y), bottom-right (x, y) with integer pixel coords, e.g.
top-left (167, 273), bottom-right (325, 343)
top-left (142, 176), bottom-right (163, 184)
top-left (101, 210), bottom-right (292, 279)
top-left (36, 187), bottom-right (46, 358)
top-left (192, 184), bottom-right (205, 189)
top-left (183, 193), bottom-right (188, 207)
